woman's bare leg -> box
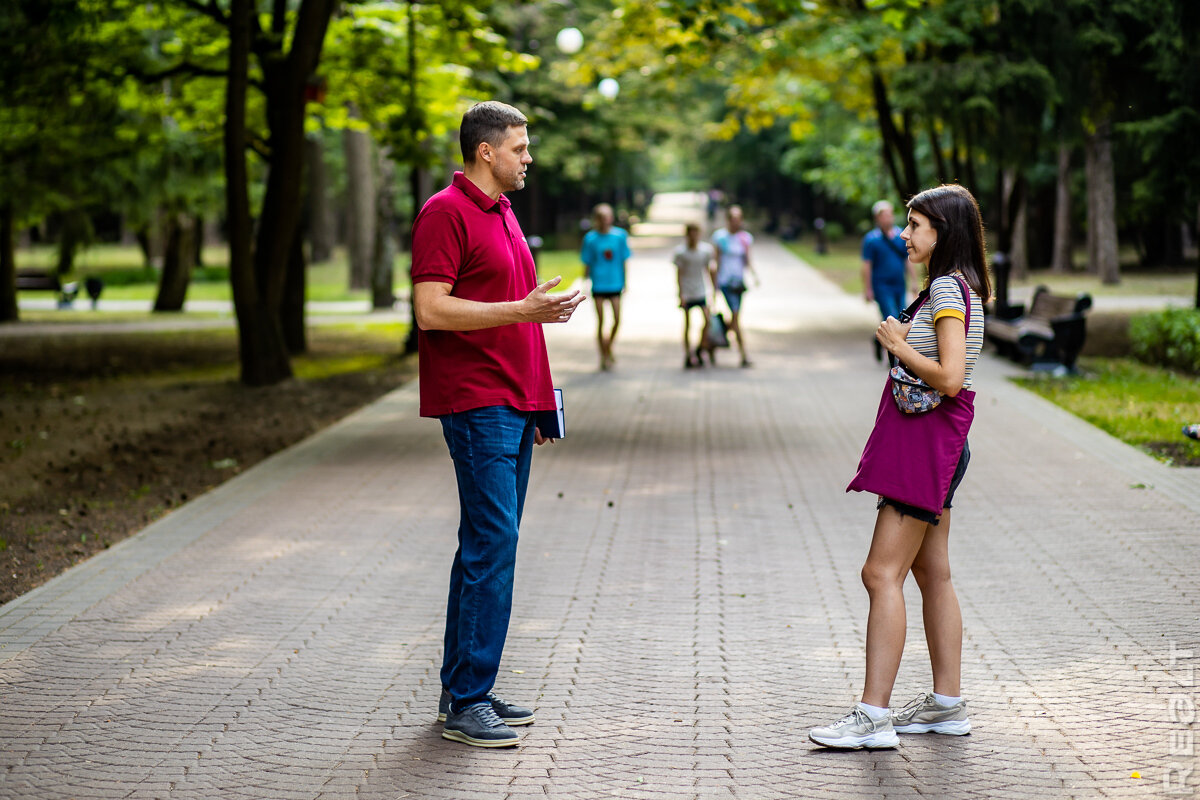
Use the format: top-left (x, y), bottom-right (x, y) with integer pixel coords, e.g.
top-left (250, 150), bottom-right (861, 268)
top-left (860, 505), bottom-right (928, 708)
top-left (910, 509), bottom-right (963, 696)
top-left (729, 307), bottom-right (749, 363)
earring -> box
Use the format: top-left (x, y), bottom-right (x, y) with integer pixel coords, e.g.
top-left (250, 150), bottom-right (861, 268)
top-left (930, 241), bottom-right (937, 250)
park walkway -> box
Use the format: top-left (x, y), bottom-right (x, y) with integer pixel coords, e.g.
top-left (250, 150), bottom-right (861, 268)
top-left (2, 193), bottom-right (1199, 799)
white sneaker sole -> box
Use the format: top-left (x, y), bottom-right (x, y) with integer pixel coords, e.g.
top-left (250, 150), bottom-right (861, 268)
top-left (808, 730), bottom-right (900, 749)
top-left (893, 719), bottom-right (971, 735)
top-left (441, 728), bottom-right (520, 748)
top-left (438, 711), bottom-right (534, 726)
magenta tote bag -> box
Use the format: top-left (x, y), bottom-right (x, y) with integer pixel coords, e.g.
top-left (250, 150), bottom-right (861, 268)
top-left (847, 275), bottom-right (976, 515)
top-left (846, 384), bottom-right (974, 515)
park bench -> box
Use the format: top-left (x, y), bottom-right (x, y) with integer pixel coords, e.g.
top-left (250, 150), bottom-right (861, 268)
top-left (15, 269), bottom-right (80, 308)
top-left (987, 285), bottom-right (1092, 373)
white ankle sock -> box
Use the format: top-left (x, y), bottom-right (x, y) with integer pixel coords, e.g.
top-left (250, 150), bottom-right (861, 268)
top-left (932, 691), bottom-right (962, 706)
top-left (857, 701), bottom-right (890, 719)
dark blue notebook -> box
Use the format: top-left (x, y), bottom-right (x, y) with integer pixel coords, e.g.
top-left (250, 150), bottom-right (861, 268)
top-left (534, 388), bottom-right (565, 439)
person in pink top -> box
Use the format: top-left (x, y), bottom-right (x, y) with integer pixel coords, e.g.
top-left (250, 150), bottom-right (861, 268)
top-left (411, 101), bottom-right (584, 748)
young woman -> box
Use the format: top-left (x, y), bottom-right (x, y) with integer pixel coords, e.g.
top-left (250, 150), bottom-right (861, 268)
top-left (810, 184), bottom-right (991, 749)
top-left (711, 205), bottom-right (759, 368)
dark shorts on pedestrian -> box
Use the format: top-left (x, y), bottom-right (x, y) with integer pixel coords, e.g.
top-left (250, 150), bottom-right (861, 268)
top-left (681, 298), bottom-right (707, 310)
top-left (877, 440), bottom-right (971, 526)
top-left (593, 291), bottom-right (622, 301)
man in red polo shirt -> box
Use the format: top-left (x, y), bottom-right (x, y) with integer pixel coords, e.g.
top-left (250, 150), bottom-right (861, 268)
top-left (411, 101), bottom-right (584, 748)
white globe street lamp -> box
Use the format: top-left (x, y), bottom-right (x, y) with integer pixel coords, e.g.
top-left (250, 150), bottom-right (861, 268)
top-left (556, 27), bottom-right (583, 54)
top-left (597, 77), bottom-right (620, 99)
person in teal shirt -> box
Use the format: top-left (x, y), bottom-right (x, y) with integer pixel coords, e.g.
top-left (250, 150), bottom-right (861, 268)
top-left (580, 203), bottom-right (632, 370)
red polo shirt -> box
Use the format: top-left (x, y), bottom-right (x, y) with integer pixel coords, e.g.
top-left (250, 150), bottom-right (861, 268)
top-left (410, 172), bottom-right (555, 418)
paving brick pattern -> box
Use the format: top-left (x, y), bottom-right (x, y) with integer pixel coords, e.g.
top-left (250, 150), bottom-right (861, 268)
top-left (3, 196), bottom-right (1198, 799)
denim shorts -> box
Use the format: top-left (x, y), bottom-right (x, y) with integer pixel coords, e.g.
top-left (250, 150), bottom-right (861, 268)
top-left (877, 440), bottom-right (971, 526)
top-left (720, 284), bottom-right (745, 313)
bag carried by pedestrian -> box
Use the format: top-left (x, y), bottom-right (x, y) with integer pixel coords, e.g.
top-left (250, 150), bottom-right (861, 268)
top-left (707, 311), bottom-right (731, 348)
top-left (846, 277), bottom-right (975, 515)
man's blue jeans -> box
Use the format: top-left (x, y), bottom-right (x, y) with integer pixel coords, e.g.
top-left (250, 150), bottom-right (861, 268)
top-left (873, 280), bottom-right (907, 321)
top-left (439, 405), bottom-right (535, 714)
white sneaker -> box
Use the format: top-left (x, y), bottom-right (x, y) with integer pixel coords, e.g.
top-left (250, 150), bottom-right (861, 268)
top-left (809, 706), bottom-right (899, 749)
top-left (891, 693), bottom-right (971, 735)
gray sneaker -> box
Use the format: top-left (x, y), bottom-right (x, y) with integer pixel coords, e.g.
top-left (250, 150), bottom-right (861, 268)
top-left (891, 693), bottom-right (971, 735)
top-left (437, 689), bottom-right (535, 726)
top-left (809, 706), bottom-right (899, 749)
top-left (442, 701), bottom-right (519, 748)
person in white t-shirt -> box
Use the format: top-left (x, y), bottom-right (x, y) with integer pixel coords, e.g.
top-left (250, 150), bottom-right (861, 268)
top-left (672, 223), bottom-right (717, 368)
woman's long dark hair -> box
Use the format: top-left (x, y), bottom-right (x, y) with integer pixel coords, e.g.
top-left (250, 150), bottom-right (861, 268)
top-left (906, 184), bottom-right (992, 302)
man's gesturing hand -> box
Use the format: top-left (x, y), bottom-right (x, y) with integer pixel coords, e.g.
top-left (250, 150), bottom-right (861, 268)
top-left (523, 276), bottom-right (585, 324)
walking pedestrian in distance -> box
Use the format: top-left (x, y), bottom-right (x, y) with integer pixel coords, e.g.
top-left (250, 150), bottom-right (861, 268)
top-left (581, 203), bottom-right (631, 371)
top-left (411, 100), bottom-right (584, 748)
top-left (673, 222), bottom-right (717, 368)
top-left (810, 184), bottom-right (990, 749)
top-left (862, 200), bottom-right (918, 362)
top-left (711, 205), bottom-right (759, 368)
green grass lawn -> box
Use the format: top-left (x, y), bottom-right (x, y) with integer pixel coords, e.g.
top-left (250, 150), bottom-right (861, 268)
top-left (1016, 357), bottom-right (1200, 466)
top-left (17, 243), bottom-right (584, 304)
top-left (1007, 271), bottom-right (1196, 298)
top-left (784, 237), bottom-right (864, 295)
top-left (535, 248), bottom-right (585, 289)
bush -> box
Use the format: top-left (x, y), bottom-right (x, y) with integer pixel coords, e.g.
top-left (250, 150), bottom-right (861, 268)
top-left (1130, 307), bottom-right (1200, 375)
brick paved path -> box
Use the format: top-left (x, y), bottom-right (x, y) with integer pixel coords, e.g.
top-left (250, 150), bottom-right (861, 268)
top-left (2, 194), bottom-right (1198, 799)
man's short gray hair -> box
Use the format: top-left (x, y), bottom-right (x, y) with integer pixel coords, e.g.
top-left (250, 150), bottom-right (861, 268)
top-left (871, 200), bottom-right (893, 218)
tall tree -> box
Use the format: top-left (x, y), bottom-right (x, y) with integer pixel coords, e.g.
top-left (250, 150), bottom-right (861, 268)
top-left (0, 0), bottom-right (120, 322)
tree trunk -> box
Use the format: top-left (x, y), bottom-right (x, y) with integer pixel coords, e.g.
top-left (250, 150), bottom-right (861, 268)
top-left (371, 150), bottom-right (397, 309)
top-left (0, 203), bottom-right (17, 323)
top-left (153, 212), bottom-right (196, 312)
top-left (237, 0), bottom-right (336, 385)
top-left (55, 210), bottom-right (88, 277)
top-left (226, 0), bottom-right (291, 387)
top-left (306, 131), bottom-right (334, 263)
top-left (1051, 143), bottom-right (1073, 273)
top-left (344, 122), bottom-right (375, 290)
top-left (193, 214), bottom-right (205, 267)
top-left (928, 122), bottom-right (948, 185)
top-left (1011, 186), bottom-right (1029, 283)
top-left (282, 223), bottom-right (307, 354)
top-left (403, 163), bottom-right (432, 355)
top-left (1085, 118), bottom-right (1120, 284)
top-left (135, 226), bottom-right (156, 270)
top-left (1000, 169), bottom-right (1029, 282)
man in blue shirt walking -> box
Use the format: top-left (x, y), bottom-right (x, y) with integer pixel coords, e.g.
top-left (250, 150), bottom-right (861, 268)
top-left (861, 200), bottom-right (915, 361)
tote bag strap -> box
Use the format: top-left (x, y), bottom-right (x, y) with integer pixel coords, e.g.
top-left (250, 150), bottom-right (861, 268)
top-left (888, 277), bottom-right (973, 369)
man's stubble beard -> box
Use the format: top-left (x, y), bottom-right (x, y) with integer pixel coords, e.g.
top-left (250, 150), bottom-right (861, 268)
top-left (494, 162), bottom-right (526, 193)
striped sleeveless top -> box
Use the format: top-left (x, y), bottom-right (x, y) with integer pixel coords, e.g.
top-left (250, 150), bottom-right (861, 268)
top-left (906, 273), bottom-right (985, 389)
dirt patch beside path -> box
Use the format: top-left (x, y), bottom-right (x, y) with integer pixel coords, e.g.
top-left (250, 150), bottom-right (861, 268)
top-left (1, 326), bottom-right (415, 605)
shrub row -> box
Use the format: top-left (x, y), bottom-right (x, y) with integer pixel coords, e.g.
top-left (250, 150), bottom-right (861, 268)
top-left (1130, 307), bottom-right (1200, 375)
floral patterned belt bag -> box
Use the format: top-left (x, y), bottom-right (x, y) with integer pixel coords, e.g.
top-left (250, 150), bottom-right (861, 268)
top-left (847, 277), bottom-right (975, 515)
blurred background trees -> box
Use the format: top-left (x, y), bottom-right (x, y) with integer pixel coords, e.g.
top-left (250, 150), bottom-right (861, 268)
top-left (3, 0), bottom-right (1197, 381)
